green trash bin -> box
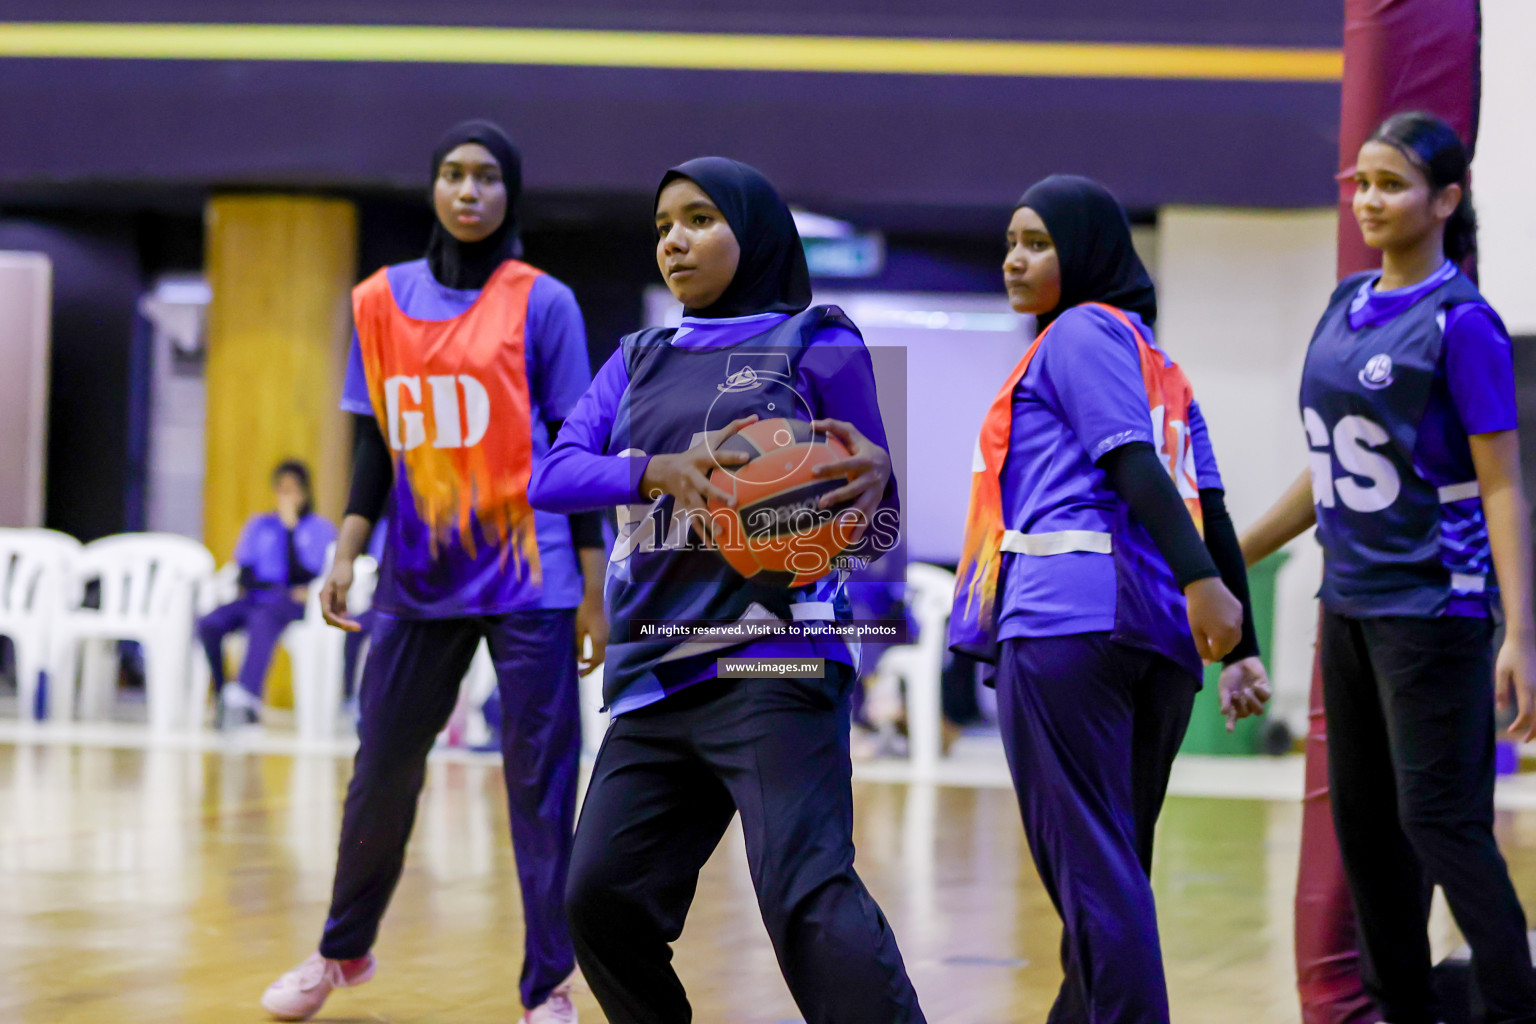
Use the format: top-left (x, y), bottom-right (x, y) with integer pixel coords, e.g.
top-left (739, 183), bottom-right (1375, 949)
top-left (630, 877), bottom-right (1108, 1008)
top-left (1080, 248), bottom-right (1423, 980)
top-left (1179, 551), bottom-right (1289, 756)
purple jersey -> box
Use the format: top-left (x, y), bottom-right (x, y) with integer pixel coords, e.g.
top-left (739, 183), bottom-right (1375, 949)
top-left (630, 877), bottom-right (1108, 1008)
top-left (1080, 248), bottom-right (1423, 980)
top-left (341, 259), bottom-right (591, 617)
top-left (234, 512), bottom-right (336, 587)
top-left (1349, 263), bottom-right (1517, 482)
top-left (997, 307), bottom-right (1222, 641)
top-left (1304, 263), bottom-right (1515, 617)
top-left (530, 311), bottom-right (899, 714)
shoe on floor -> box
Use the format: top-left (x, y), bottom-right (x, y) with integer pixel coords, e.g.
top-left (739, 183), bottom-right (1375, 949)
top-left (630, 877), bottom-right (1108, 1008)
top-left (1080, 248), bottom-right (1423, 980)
top-left (261, 951), bottom-right (376, 1021)
top-left (521, 976), bottom-right (577, 1024)
top-left (218, 702), bottom-right (260, 731)
top-left (217, 684), bottom-right (262, 731)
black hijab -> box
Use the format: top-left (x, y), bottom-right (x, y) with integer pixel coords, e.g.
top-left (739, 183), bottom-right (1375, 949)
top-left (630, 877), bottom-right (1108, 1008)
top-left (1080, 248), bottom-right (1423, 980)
top-left (656, 157), bottom-right (812, 318)
top-left (1016, 174), bottom-right (1157, 329)
top-left (425, 120), bottom-right (523, 290)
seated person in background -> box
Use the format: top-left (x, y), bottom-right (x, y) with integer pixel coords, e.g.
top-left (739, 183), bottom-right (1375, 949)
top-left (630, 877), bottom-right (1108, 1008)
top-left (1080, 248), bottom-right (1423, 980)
top-left (198, 460), bottom-right (336, 728)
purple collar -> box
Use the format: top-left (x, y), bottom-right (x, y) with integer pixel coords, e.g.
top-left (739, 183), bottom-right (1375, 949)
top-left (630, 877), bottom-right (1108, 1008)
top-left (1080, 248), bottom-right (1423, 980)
top-left (671, 312), bottom-right (789, 351)
top-left (1348, 261), bottom-right (1457, 331)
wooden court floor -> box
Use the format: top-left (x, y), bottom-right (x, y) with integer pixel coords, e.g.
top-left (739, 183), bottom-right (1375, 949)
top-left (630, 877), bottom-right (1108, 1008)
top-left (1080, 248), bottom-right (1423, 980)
top-left (3, 739), bottom-right (1534, 1023)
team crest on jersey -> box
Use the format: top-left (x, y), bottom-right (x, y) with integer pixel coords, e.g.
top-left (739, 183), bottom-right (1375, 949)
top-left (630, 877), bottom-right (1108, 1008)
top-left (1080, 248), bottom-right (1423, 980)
top-left (719, 366), bottom-right (763, 392)
top-left (718, 352), bottom-right (794, 393)
top-left (1358, 354), bottom-right (1395, 390)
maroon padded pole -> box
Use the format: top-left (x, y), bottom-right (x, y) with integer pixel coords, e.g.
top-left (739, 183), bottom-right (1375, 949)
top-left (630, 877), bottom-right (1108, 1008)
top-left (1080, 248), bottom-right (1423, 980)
top-left (1296, 3), bottom-right (1480, 1021)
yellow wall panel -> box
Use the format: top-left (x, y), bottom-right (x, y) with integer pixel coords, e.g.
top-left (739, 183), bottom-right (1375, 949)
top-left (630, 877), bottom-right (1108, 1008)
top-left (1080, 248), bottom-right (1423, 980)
top-left (203, 194), bottom-right (356, 557)
top-left (203, 195), bottom-right (357, 709)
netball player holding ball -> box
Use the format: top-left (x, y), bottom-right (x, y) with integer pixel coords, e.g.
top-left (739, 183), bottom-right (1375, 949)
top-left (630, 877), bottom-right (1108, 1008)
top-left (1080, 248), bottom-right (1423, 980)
top-left (950, 175), bottom-right (1267, 1022)
top-left (1242, 112), bottom-right (1536, 1022)
top-left (529, 157), bottom-right (925, 1024)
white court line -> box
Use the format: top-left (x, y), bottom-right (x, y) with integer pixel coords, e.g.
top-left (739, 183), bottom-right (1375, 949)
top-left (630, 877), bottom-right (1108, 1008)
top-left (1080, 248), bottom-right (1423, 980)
top-left (6, 721), bottom-right (1536, 807)
top-left (850, 752), bottom-right (1309, 798)
top-left (0, 719), bottom-right (502, 766)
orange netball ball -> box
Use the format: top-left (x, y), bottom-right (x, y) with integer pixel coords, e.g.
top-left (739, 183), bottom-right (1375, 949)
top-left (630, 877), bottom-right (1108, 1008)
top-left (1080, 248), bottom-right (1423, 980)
top-left (706, 418), bottom-right (855, 585)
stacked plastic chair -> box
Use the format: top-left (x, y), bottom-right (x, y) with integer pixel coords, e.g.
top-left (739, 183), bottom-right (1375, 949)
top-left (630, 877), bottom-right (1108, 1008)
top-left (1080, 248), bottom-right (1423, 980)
top-left (0, 528), bottom-right (84, 722)
top-left (56, 533), bottom-right (215, 733)
top-left (284, 551), bottom-right (377, 743)
top-left (871, 562), bottom-right (958, 779)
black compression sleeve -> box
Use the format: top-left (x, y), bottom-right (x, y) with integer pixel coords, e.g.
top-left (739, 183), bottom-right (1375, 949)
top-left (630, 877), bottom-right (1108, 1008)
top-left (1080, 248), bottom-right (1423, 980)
top-left (1200, 487), bottom-right (1260, 664)
top-left (1096, 442), bottom-right (1218, 589)
top-left (345, 414), bottom-right (392, 522)
top-left (569, 511), bottom-right (606, 551)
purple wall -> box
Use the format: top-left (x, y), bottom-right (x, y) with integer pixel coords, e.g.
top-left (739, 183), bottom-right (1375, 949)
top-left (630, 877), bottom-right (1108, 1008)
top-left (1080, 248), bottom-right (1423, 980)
top-left (0, 62), bottom-right (1340, 214)
top-left (8, 1), bottom-right (1345, 46)
top-left (0, 5), bottom-right (1344, 215)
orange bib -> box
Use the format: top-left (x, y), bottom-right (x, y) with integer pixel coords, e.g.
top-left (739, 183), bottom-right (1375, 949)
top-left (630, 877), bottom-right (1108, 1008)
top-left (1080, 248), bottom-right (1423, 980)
top-left (353, 261), bottom-right (542, 574)
top-left (950, 303), bottom-right (1201, 656)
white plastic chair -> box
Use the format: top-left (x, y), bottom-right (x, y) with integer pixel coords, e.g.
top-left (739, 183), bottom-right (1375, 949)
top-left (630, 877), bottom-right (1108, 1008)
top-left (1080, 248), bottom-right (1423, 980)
top-left (870, 562), bottom-right (957, 779)
top-left (287, 552), bottom-right (377, 742)
top-left (184, 561), bottom-right (269, 729)
top-left (443, 641), bottom-right (500, 749)
top-left (191, 563), bottom-right (247, 711)
top-left (209, 562), bottom-right (241, 606)
top-left (439, 637), bottom-right (608, 755)
top-left (0, 528), bottom-right (83, 721)
top-left (578, 662), bottom-right (609, 758)
top-left (58, 533), bottom-right (215, 732)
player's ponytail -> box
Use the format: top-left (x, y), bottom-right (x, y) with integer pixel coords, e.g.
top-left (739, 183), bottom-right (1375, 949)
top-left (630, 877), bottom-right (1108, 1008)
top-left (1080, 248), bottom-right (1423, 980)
top-left (1367, 111), bottom-right (1477, 267)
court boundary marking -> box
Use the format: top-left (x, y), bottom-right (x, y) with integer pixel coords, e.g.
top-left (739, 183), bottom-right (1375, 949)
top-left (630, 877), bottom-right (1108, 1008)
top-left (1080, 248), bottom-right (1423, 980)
top-left (10, 723), bottom-right (1536, 806)
top-left (0, 720), bottom-right (1304, 804)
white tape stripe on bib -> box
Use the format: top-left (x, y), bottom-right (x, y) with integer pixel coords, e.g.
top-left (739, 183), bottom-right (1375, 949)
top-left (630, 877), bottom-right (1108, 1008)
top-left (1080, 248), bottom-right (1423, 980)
top-left (1438, 481), bottom-right (1480, 503)
top-left (1451, 573), bottom-right (1487, 594)
top-left (1000, 529), bottom-right (1113, 556)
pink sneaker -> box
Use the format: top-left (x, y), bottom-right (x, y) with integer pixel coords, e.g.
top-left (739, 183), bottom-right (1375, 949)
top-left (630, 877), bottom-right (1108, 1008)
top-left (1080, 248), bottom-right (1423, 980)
top-left (260, 951), bottom-right (376, 1021)
top-left (521, 976), bottom-right (577, 1024)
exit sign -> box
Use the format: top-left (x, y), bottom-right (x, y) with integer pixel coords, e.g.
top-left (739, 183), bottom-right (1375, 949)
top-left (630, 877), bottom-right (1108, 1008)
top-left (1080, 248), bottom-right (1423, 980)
top-left (803, 234), bottom-right (885, 278)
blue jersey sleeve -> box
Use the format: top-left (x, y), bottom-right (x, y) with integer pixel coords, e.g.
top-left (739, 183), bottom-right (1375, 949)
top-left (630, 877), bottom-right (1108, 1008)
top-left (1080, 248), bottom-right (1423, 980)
top-left (1444, 303), bottom-right (1517, 436)
top-left (801, 326), bottom-right (893, 454)
top-left (295, 516), bottom-right (338, 576)
top-left (526, 275), bottom-right (593, 425)
top-left (800, 325), bottom-right (901, 558)
top-left (367, 517), bottom-right (389, 560)
top-left (1188, 399), bottom-right (1225, 491)
top-left (340, 330), bottom-right (372, 416)
top-left (528, 349), bottom-right (651, 513)
top-left (1038, 307), bottom-right (1155, 462)
top-left (233, 514), bottom-right (263, 568)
